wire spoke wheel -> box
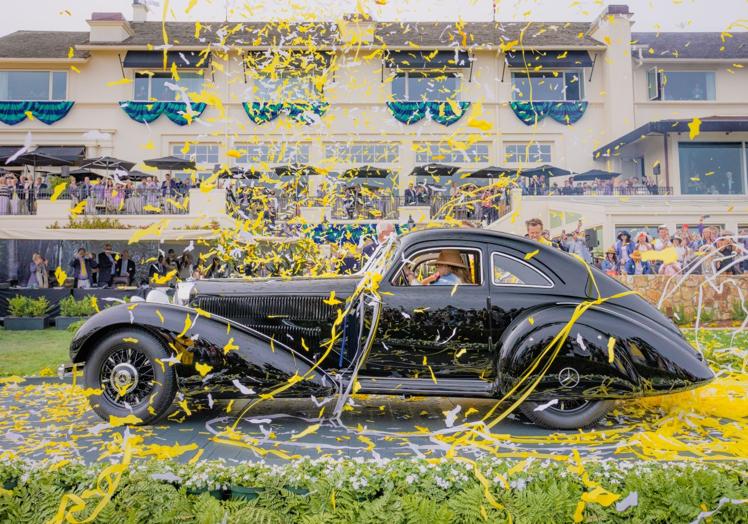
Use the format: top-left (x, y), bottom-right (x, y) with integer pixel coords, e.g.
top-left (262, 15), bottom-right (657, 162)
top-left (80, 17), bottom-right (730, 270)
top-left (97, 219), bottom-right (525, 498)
top-left (548, 399), bottom-right (590, 414)
top-left (99, 346), bottom-right (155, 408)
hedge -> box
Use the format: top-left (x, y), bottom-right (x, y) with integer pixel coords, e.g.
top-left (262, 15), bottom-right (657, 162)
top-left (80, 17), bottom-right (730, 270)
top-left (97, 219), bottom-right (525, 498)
top-left (0, 456), bottom-right (746, 523)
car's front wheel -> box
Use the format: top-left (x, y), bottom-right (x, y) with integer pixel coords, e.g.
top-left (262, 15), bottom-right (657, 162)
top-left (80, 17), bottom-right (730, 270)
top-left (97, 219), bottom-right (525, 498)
top-left (519, 399), bottom-right (614, 430)
top-left (84, 329), bottom-right (177, 425)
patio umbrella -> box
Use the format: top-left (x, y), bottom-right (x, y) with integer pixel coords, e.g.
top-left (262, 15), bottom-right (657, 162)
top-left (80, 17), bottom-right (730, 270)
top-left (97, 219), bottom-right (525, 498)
top-left (274, 164), bottom-right (321, 177)
top-left (7, 152), bottom-right (73, 181)
top-left (144, 155), bottom-right (196, 171)
top-left (462, 166), bottom-right (513, 179)
top-left (122, 170), bottom-right (151, 181)
top-left (80, 156), bottom-right (136, 174)
top-left (343, 165), bottom-right (393, 179)
top-left (409, 163), bottom-right (460, 178)
top-left (67, 168), bottom-right (104, 181)
top-left (573, 169), bottom-right (620, 182)
top-left (517, 165), bottom-right (571, 178)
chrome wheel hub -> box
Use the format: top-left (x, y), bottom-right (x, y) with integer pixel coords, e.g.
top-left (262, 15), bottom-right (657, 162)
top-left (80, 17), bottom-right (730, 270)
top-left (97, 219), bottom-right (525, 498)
top-left (100, 346), bottom-right (155, 408)
top-left (111, 363), bottom-right (139, 392)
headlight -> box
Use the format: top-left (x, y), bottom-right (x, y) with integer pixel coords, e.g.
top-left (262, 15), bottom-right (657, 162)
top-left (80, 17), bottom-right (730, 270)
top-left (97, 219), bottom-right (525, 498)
top-left (146, 289), bottom-right (171, 305)
top-left (174, 282), bottom-right (196, 306)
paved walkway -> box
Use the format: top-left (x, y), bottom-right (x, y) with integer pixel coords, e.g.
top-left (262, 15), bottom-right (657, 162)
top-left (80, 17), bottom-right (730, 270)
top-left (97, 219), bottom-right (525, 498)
top-left (0, 377), bottom-right (636, 465)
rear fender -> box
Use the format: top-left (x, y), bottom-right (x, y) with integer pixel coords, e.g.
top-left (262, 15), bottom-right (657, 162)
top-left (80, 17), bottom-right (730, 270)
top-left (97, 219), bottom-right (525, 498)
top-left (70, 302), bottom-right (336, 395)
top-left (497, 304), bottom-right (713, 402)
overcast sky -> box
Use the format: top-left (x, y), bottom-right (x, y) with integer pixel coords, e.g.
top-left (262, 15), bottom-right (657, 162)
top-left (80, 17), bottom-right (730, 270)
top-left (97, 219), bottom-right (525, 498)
top-left (1, 0), bottom-right (747, 36)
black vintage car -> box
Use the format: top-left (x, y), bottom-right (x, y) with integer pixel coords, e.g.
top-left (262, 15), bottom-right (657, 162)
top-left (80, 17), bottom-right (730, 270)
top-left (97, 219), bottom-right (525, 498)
top-left (69, 229), bottom-right (713, 429)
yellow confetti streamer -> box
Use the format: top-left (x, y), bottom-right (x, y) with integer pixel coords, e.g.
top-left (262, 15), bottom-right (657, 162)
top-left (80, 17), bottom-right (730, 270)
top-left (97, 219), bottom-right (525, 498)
top-left (54, 266), bottom-right (68, 287)
top-left (688, 117), bottom-right (702, 140)
top-left (640, 247), bottom-right (678, 265)
top-left (50, 182), bottom-right (67, 202)
top-left (195, 362), bottom-right (212, 377)
top-left (323, 290), bottom-right (342, 305)
top-left (109, 414), bottom-right (142, 427)
top-left (290, 423), bottom-right (321, 441)
top-left (607, 336), bottom-right (616, 364)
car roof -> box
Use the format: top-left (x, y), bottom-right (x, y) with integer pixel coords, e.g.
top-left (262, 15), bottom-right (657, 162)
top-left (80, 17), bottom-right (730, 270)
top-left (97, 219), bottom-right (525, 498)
top-left (400, 227), bottom-right (533, 249)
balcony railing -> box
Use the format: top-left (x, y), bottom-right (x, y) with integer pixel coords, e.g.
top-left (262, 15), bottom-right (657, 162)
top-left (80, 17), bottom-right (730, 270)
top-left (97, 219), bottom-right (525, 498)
top-left (0, 188), bottom-right (71, 216)
top-left (65, 188), bottom-right (190, 215)
top-left (226, 194), bottom-right (300, 222)
top-left (331, 195), bottom-right (399, 220)
top-left (528, 186), bottom-right (674, 197)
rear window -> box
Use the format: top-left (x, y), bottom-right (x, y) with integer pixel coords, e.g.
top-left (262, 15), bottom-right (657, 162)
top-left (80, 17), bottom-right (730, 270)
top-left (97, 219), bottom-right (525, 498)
top-left (491, 252), bottom-right (553, 288)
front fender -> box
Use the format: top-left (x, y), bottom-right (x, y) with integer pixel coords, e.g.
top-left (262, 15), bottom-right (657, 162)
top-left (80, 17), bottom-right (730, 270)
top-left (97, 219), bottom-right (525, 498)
top-left (497, 303), bottom-right (713, 402)
top-left (70, 302), bottom-right (336, 394)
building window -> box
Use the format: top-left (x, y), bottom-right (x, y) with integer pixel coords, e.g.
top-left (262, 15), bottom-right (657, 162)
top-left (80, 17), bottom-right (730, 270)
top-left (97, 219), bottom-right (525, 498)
top-left (172, 143), bottom-right (219, 165)
top-left (392, 72), bottom-right (460, 101)
top-left (0, 71), bottom-right (67, 100)
top-left (679, 142), bottom-right (745, 195)
top-left (415, 142), bottom-right (489, 163)
top-left (511, 71), bottom-right (583, 101)
top-left (324, 143), bottom-right (399, 164)
top-left (134, 72), bottom-right (204, 101)
top-left (504, 143), bottom-right (552, 163)
top-left (648, 69), bottom-right (716, 101)
top-left (235, 143), bottom-right (310, 164)
top-left (254, 75), bottom-right (320, 101)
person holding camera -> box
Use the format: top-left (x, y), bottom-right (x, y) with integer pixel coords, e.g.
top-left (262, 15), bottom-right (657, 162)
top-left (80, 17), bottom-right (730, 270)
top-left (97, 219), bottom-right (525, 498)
top-left (70, 247), bottom-right (97, 289)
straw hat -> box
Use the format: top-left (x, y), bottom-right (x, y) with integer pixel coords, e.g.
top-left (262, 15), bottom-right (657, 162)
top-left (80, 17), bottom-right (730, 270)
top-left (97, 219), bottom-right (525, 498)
top-left (435, 249), bottom-right (467, 269)
top-left (631, 250), bottom-right (642, 261)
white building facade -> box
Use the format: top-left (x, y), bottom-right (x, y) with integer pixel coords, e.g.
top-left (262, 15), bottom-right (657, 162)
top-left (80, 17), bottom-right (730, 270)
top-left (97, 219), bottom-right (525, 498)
top-left (0, 3), bottom-right (746, 249)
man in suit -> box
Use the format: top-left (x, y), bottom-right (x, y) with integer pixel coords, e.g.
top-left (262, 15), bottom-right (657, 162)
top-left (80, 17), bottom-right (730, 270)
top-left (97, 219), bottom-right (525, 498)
top-left (114, 249), bottom-right (136, 286)
top-left (404, 182), bottom-right (417, 206)
top-left (149, 255), bottom-right (166, 281)
top-left (70, 247), bottom-right (97, 289)
top-left (97, 243), bottom-right (116, 287)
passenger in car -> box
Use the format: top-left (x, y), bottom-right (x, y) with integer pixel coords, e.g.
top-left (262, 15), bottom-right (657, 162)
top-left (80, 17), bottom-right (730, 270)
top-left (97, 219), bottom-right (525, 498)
top-left (404, 249), bottom-right (469, 286)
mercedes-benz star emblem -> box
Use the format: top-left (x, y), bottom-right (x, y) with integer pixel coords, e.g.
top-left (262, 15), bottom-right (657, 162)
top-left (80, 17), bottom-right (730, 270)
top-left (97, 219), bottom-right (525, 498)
top-left (558, 367), bottom-right (580, 388)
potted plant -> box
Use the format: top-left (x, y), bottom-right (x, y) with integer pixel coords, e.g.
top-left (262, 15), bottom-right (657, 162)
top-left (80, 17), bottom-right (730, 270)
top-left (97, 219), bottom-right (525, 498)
top-left (4, 295), bottom-right (50, 330)
top-left (55, 296), bottom-right (96, 330)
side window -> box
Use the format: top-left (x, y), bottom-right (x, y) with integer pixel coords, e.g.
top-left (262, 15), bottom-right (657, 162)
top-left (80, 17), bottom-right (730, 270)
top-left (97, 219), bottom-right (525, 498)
top-left (492, 252), bottom-right (553, 288)
top-left (392, 248), bottom-right (482, 287)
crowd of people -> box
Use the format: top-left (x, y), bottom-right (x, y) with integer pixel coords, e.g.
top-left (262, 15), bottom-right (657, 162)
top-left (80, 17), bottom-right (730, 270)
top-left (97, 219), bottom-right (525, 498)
top-left (603, 220), bottom-right (747, 276)
top-left (404, 181), bottom-right (510, 224)
top-left (0, 174), bottom-right (48, 215)
top-left (338, 186), bottom-right (397, 220)
top-left (522, 176), bottom-right (666, 196)
top-left (525, 217), bottom-right (748, 277)
top-left (20, 244), bottom-right (229, 289)
top-left (0, 172), bottom-right (192, 215)
top-left (67, 173), bottom-right (189, 214)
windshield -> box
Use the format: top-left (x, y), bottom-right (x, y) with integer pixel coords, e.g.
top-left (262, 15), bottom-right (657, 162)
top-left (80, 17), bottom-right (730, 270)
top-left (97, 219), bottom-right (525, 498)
top-left (359, 234), bottom-right (400, 277)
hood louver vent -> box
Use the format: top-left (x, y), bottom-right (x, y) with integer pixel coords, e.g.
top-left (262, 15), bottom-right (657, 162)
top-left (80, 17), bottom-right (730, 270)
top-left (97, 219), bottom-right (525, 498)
top-left (193, 295), bottom-right (338, 322)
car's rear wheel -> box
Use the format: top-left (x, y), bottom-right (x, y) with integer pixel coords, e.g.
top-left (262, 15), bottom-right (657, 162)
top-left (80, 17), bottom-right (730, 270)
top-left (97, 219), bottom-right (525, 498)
top-left (519, 399), bottom-right (614, 430)
top-left (84, 329), bottom-right (177, 425)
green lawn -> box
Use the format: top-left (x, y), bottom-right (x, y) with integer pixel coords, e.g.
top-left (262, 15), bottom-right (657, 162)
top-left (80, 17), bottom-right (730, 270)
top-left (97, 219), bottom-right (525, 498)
top-left (0, 329), bottom-right (72, 376)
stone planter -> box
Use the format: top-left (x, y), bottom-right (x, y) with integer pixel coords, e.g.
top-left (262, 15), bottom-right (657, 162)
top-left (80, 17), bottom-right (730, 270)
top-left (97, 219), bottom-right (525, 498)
top-left (55, 316), bottom-right (87, 330)
top-left (3, 317), bottom-right (48, 330)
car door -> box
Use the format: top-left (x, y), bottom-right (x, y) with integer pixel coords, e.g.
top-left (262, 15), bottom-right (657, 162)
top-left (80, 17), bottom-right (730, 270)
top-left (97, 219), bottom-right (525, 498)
top-left (361, 241), bottom-right (493, 382)
top-left (486, 246), bottom-right (557, 354)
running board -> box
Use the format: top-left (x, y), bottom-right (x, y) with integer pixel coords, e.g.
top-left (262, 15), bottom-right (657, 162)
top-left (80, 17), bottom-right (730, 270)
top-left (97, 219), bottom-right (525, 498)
top-left (356, 376), bottom-right (495, 397)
